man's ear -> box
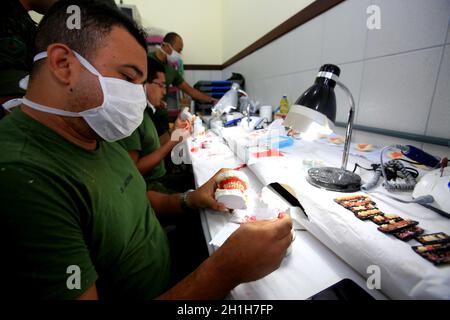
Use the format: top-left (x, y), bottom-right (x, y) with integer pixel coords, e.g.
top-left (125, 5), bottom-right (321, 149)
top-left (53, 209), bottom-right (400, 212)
top-left (46, 44), bottom-right (79, 86)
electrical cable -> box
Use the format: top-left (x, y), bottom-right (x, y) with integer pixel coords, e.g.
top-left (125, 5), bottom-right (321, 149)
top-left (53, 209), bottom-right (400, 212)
top-left (368, 191), bottom-right (450, 219)
top-left (380, 145), bottom-right (417, 191)
top-left (363, 145), bottom-right (450, 219)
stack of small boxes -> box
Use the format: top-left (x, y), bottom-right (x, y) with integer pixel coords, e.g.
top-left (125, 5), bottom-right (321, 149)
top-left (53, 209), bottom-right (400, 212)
top-left (334, 195), bottom-right (450, 266)
top-left (193, 80), bottom-right (233, 113)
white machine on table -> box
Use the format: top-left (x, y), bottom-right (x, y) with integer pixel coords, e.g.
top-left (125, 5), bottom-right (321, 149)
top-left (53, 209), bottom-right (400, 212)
top-left (413, 167), bottom-right (450, 214)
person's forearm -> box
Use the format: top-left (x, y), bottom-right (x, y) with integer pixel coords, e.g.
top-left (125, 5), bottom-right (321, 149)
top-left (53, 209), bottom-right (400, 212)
top-left (136, 141), bottom-right (176, 176)
top-left (190, 89), bottom-right (214, 103)
top-left (159, 132), bottom-right (170, 145)
top-left (157, 249), bottom-right (238, 300)
top-left (147, 191), bottom-right (184, 218)
top-left (179, 82), bottom-right (213, 103)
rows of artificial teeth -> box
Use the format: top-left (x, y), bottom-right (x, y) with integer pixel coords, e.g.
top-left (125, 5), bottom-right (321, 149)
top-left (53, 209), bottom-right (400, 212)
top-left (222, 181), bottom-right (246, 192)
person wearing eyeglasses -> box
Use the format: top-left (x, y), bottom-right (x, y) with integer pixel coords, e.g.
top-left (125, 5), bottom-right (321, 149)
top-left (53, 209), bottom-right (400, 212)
top-left (149, 32), bottom-right (218, 145)
top-left (118, 57), bottom-right (193, 194)
top-left (0, 1), bottom-right (293, 300)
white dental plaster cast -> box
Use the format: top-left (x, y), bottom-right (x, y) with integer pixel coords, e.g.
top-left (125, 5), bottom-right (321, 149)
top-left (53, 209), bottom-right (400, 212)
top-left (215, 170), bottom-right (249, 210)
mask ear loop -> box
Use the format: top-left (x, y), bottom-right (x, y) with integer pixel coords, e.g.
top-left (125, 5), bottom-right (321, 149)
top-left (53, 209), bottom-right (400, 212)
top-left (72, 52), bottom-right (102, 77)
top-left (72, 51), bottom-right (108, 109)
top-left (33, 51), bottom-right (48, 62)
top-left (28, 50), bottom-right (106, 114)
top-left (159, 42), bottom-right (171, 56)
top-left (34, 50), bottom-right (102, 77)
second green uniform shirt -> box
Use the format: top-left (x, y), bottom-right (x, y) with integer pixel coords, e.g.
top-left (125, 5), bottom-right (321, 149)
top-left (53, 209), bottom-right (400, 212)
top-left (118, 108), bottom-right (167, 183)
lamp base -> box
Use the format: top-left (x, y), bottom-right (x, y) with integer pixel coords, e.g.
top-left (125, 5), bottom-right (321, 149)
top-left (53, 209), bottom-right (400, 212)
top-left (307, 167), bottom-right (361, 193)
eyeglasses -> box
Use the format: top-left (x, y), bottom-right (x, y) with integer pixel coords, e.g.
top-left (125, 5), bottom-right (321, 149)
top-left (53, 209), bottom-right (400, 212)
top-left (152, 81), bottom-right (166, 89)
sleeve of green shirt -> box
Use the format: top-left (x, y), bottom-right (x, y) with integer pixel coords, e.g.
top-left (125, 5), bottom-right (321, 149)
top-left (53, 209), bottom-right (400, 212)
top-left (0, 164), bottom-right (98, 299)
top-left (172, 69), bottom-right (184, 87)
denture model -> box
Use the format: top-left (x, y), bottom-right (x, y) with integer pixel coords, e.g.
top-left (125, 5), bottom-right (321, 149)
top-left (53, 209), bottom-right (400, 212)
top-left (215, 170), bottom-right (249, 210)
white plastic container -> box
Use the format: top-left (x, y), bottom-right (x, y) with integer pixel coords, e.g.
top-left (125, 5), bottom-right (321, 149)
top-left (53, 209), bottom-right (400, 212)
top-left (259, 105), bottom-right (273, 123)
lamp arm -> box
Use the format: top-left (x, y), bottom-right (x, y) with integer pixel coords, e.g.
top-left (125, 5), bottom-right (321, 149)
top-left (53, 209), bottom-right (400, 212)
top-left (336, 80), bottom-right (356, 170)
top-left (238, 89), bottom-right (248, 97)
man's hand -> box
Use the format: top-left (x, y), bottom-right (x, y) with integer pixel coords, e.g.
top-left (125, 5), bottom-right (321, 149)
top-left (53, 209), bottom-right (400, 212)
top-left (212, 215), bottom-right (293, 285)
top-left (168, 134), bottom-right (183, 148)
top-left (188, 168), bottom-right (230, 212)
top-left (174, 117), bottom-right (192, 132)
top-left (157, 214), bottom-right (293, 299)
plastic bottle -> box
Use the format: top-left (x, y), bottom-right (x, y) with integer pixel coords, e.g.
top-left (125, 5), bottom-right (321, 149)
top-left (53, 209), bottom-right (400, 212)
top-left (279, 95), bottom-right (289, 115)
top-left (193, 116), bottom-right (205, 136)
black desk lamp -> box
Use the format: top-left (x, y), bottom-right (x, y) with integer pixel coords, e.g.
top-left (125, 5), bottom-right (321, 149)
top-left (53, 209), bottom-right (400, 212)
top-left (284, 64), bottom-right (361, 192)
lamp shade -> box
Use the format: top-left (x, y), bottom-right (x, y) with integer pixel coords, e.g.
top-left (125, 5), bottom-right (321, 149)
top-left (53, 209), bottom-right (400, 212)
top-left (284, 64), bottom-right (340, 133)
top-left (286, 64), bottom-right (361, 193)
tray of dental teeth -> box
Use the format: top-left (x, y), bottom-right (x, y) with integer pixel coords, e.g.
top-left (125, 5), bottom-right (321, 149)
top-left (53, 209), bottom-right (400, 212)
top-left (334, 194), bottom-right (450, 266)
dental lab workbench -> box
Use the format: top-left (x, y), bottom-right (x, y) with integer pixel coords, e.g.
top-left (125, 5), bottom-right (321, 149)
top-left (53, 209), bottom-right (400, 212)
top-left (186, 126), bottom-right (449, 300)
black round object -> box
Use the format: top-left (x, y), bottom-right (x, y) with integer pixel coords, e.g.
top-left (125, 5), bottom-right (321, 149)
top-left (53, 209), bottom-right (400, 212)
top-left (307, 167), bottom-right (361, 193)
top-left (294, 65), bottom-right (339, 123)
top-left (319, 64), bottom-right (341, 77)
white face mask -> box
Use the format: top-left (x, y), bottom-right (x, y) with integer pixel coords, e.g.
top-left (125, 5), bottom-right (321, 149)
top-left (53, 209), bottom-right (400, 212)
top-left (160, 42), bottom-right (182, 64)
top-left (22, 51), bottom-right (147, 142)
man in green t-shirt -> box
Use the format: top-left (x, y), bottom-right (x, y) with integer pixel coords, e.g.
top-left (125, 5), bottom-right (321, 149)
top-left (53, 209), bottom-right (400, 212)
top-left (0, 0), bottom-right (118, 117)
top-left (0, 0), bottom-right (293, 300)
top-left (0, 0), bottom-right (58, 114)
top-left (118, 57), bottom-right (194, 193)
top-left (149, 32), bottom-right (218, 144)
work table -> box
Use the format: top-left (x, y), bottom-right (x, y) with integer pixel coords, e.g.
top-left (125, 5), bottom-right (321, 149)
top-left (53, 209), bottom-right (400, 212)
top-left (186, 125), bottom-right (449, 300)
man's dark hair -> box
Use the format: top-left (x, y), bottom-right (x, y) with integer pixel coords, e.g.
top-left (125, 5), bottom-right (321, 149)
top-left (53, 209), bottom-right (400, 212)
top-left (163, 32), bottom-right (181, 45)
top-left (147, 58), bottom-right (165, 82)
top-left (33, 0), bottom-right (147, 66)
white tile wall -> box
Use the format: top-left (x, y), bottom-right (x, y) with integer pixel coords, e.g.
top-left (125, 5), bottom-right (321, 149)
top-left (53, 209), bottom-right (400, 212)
top-left (252, 78), bottom-right (273, 108)
top-left (426, 45), bottom-right (450, 139)
top-left (366, 0), bottom-right (450, 58)
top-left (334, 127), bottom-right (424, 150)
top-left (184, 70), bottom-right (223, 87)
top-left (287, 69), bottom-right (318, 105)
top-left (447, 20), bottom-right (450, 43)
top-left (271, 31), bottom-right (298, 77)
top-left (263, 73), bottom-right (297, 108)
top-left (183, 71), bottom-right (195, 86)
top-left (357, 47), bottom-right (442, 134)
top-left (288, 16), bottom-right (324, 73)
top-left (245, 47), bottom-right (267, 80)
top-left (257, 40), bottom-right (280, 79)
top-left (334, 62), bottom-right (364, 123)
top-left (220, 0), bottom-right (450, 146)
top-left (422, 143), bottom-right (450, 159)
top-left (322, 0), bottom-right (370, 64)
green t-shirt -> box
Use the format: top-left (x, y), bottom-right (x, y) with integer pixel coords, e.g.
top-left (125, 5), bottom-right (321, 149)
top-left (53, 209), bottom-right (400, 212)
top-left (118, 109), bottom-right (166, 182)
top-left (148, 52), bottom-right (184, 88)
top-left (0, 1), bottom-right (36, 97)
top-left (150, 106), bottom-right (170, 136)
top-left (0, 108), bottom-right (171, 300)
